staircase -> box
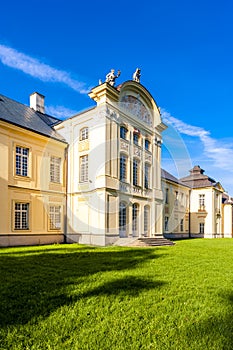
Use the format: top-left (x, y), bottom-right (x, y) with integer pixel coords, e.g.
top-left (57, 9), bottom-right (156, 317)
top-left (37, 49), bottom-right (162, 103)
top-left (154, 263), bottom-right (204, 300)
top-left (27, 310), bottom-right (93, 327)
top-left (131, 236), bottom-right (175, 247)
top-left (114, 236), bottom-right (175, 247)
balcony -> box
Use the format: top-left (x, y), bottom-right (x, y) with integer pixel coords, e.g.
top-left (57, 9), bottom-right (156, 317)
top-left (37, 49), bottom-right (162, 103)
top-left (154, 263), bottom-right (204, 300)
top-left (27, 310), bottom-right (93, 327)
top-left (133, 185), bottom-right (142, 194)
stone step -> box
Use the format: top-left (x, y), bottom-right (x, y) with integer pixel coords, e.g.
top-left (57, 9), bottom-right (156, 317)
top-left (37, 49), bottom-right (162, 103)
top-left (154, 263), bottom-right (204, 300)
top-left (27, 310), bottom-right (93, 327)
top-left (132, 237), bottom-right (175, 247)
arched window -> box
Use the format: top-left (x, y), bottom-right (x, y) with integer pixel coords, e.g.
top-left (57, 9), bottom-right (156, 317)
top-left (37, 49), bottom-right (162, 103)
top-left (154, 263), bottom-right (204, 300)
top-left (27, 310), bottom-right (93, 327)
top-left (119, 202), bottom-right (127, 235)
top-left (132, 203), bottom-right (139, 236)
top-left (144, 205), bottom-right (150, 236)
top-left (80, 127), bottom-right (88, 141)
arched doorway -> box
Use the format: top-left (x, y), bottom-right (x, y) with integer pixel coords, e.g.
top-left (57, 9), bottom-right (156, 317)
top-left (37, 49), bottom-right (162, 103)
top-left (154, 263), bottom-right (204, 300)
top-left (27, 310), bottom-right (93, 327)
top-left (144, 205), bottom-right (150, 237)
top-left (119, 202), bottom-right (127, 237)
top-left (132, 203), bottom-right (139, 237)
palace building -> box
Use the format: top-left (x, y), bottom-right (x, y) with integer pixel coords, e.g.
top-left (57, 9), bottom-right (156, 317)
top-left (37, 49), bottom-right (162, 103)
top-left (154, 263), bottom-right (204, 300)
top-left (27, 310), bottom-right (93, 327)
top-left (0, 71), bottom-right (232, 246)
top-left (0, 92), bottom-right (67, 246)
top-left (56, 80), bottom-right (166, 245)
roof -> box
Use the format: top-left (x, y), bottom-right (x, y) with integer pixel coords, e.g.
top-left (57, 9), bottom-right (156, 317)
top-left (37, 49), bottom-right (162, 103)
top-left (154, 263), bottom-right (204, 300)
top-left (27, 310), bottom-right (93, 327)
top-left (180, 165), bottom-right (221, 189)
top-left (0, 93), bottom-right (66, 143)
top-left (222, 192), bottom-right (233, 204)
top-left (161, 169), bottom-right (190, 187)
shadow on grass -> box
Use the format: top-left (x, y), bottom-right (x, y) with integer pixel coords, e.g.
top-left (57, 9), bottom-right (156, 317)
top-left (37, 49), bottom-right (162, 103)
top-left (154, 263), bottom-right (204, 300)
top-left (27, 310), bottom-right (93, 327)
top-left (81, 276), bottom-right (165, 298)
top-left (182, 291), bottom-right (233, 349)
top-left (0, 246), bottom-right (166, 327)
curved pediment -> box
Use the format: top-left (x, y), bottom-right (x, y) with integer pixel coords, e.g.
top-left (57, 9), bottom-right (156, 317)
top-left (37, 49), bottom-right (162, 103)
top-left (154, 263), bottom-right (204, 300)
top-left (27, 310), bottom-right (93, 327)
top-left (118, 81), bottom-right (161, 128)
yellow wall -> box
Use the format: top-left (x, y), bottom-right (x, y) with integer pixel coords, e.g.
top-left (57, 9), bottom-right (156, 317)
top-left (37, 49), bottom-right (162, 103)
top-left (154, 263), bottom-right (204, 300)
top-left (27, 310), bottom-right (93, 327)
top-left (0, 121), bottom-right (67, 246)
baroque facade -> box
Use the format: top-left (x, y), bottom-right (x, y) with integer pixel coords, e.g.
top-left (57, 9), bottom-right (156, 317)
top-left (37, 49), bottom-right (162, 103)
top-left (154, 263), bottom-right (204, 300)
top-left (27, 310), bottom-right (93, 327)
top-left (56, 81), bottom-right (166, 245)
top-left (0, 75), bottom-right (232, 246)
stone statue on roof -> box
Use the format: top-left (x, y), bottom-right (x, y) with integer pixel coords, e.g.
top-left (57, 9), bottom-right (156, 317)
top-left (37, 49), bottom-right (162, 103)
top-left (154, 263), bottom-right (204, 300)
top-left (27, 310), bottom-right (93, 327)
top-left (105, 69), bottom-right (121, 86)
top-left (133, 68), bottom-right (141, 83)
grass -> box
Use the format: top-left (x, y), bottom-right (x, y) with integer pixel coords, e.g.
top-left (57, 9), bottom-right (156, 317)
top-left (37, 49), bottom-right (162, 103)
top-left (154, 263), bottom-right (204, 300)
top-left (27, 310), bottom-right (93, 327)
top-left (1, 239), bottom-right (233, 349)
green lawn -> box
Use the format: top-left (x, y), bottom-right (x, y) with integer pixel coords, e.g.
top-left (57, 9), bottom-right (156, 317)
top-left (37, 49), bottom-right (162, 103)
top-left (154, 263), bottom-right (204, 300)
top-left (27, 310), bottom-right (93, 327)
top-left (1, 239), bottom-right (233, 350)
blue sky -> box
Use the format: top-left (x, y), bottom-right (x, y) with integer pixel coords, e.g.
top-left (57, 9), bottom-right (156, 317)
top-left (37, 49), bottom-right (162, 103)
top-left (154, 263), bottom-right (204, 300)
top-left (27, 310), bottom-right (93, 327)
top-left (1, 0), bottom-right (233, 193)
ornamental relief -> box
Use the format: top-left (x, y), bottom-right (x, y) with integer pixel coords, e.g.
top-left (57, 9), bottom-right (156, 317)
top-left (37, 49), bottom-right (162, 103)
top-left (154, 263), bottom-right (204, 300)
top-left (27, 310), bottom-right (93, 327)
top-left (120, 95), bottom-right (152, 127)
top-left (120, 139), bottom-right (129, 152)
top-left (145, 153), bottom-right (152, 162)
top-left (78, 140), bottom-right (89, 152)
top-left (133, 146), bottom-right (141, 157)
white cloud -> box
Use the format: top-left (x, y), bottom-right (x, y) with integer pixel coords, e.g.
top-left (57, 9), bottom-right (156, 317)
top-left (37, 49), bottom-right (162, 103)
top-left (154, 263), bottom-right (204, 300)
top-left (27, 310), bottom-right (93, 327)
top-left (0, 44), bottom-right (90, 94)
top-left (161, 108), bottom-right (233, 171)
top-left (46, 105), bottom-right (77, 119)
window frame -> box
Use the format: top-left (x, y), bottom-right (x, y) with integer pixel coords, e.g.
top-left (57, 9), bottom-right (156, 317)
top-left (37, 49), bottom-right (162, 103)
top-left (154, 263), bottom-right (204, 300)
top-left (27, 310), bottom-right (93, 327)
top-left (132, 203), bottom-right (139, 234)
top-left (145, 139), bottom-right (150, 151)
top-left (80, 127), bottom-right (89, 141)
top-left (119, 201), bottom-right (127, 233)
top-left (50, 156), bottom-right (61, 183)
top-left (120, 153), bottom-right (128, 182)
top-left (14, 202), bottom-right (30, 230)
top-left (144, 205), bottom-right (150, 236)
top-left (80, 154), bottom-right (88, 183)
top-left (133, 132), bottom-right (139, 145)
top-left (15, 145), bottom-right (29, 177)
top-left (133, 158), bottom-right (140, 186)
top-left (49, 205), bottom-right (62, 231)
top-left (199, 222), bottom-right (205, 234)
top-left (144, 163), bottom-right (150, 189)
top-left (120, 126), bottom-right (128, 140)
top-left (165, 188), bottom-right (169, 204)
top-left (199, 194), bottom-right (205, 209)
top-left (165, 216), bottom-right (169, 231)
top-left (180, 218), bottom-right (184, 232)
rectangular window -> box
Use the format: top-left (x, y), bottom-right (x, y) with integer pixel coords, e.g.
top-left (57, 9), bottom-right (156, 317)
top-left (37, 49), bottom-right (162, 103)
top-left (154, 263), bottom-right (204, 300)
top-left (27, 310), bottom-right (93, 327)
top-left (133, 159), bottom-right (139, 186)
top-left (14, 203), bottom-right (29, 230)
top-left (120, 126), bottom-right (128, 140)
top-left (144, 163), bottom-right (150, 189)
top-left (175, 191), bottom-right (178, 206)
top-left (199, 222), bottom-right (205, 234)
top-left (16, 146), bottom-right (29, 176)
top-left (80, 155), bottom-right (88, 182)
top-left (180, 219), bottom-right (184, 232)
top-left (49, 205), bottom-right (61, 230)
top-left (80, 127), bottom-right (88, 141)
top-left (165, 216), bottom-right (169, 231)
top-left (133, 133), bottom-right (139, 145)
top-left (199, 194), bottom-right (205, 209)
top-left (165, 188), bottom-right (169, 204)
top-left (50, 156), bottom-right (61, 183)
top-left (120, 154), bottom-right (127, 182)
top-left (144, 206), bottom-right (150, 236)
top-left (145, 139), bottom-right (150, 151)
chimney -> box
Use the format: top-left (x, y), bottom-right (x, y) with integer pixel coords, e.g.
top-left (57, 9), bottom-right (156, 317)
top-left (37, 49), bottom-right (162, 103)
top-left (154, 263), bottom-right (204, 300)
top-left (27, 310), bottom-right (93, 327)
top-left (30, 92), bottom-right (45, 113)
